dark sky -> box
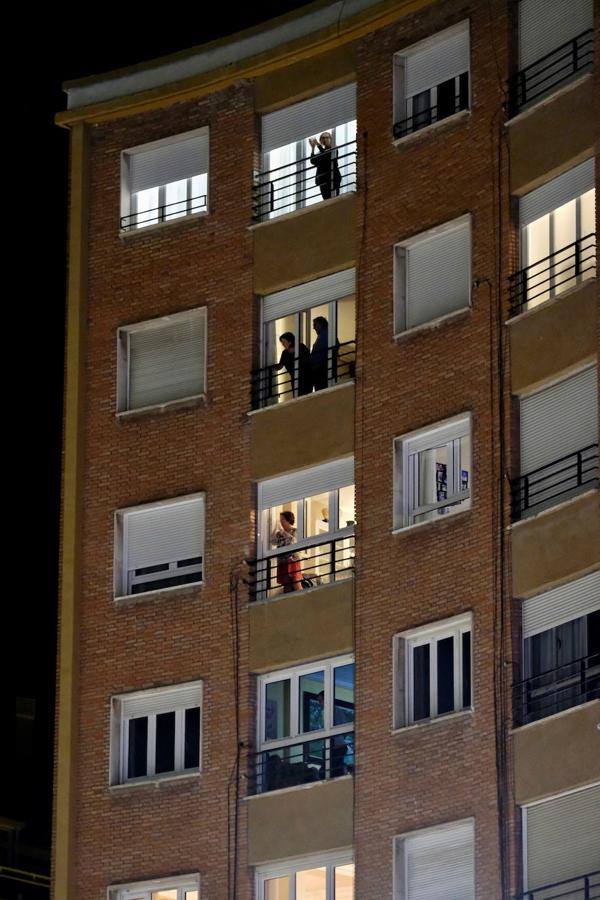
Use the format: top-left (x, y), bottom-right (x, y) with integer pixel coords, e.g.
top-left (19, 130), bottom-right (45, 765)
top-left (5, 0), bottom-right (316, 861)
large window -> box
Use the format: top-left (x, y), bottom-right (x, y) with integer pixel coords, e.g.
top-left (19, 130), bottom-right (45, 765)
top-left (256, 851), bottom-right (354, 900)
top-left (394, 415), bottom-right (471, 530)
top-left (121, 128), bottom-right (209, 231)
top-left (393, 21), bottom-right (470, 140)
top-left (254, 269), bottom-right (355, 408)
top-left (394, 216), bottom-right (471, 334)
top-left (110, 682), bottom-right (202, 786)
top-left (393, 819), bottom-right (475, 900)
top-left (114, 494), bottom-right (205, 598)
top-left (108, 874), bottom-right (200, 900)
top-left (117, 308), bottom-right (207, 413)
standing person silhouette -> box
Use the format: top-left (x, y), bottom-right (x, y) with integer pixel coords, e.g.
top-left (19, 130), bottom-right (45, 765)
top-left (309, 132), bottom-right (342, 201)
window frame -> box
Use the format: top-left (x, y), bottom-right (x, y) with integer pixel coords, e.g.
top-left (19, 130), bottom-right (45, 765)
top-left (107, 873), bottom-right (200, 900)
top-left (110, 681), bottom-right (203, 787)
top-left (255, 849), bottom-right (354, 900)
top-left (393, 818), bottom-right (475, 900)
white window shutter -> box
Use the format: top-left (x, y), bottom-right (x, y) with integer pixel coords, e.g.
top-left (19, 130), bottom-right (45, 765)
top-left (403, 220), bottom-right (471, 329)
top-left (519, 365), bottom-right (598, 474)
top-left (127, 308), bottom-right (206, 410)
top-left (127, 128), bottom-right (209, 194)
top-left (261, 83), bottom-right (356, 154)
top-left (124, 496), bottom-right (205, 572)
top-left (262, 268), bottom-right (355, 322)
top-left (259, 457), bottom-right (354, 509)
top-left (522, 570), bottom-right (600, 637)
top-left (404, 23), bottom-right (470, 98)
top-left (519, 0), bottom-right (593, 70)
top-left (121, 682), bottom-right (203, 719)
top-left (520, 158), bottom-right (595, 227)
top-left (399, 820), bottom-right (475, 900)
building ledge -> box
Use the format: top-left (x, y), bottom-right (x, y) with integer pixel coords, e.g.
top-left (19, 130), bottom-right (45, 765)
top-left (109, 770), bottom-right (201, 792)
top-left (248, 190), bottom-right (355, 232)
top-left (119, 209), bottom-right (208, 240)
top-left (392, 108), bottom-right (470, 148)
top-left (393, 305), bottom-right (471, 342)
top-left (509, 487), bottom-right (598, 531)
top-left (114, 581), bottom-right (203, 606)
top-left (244, 773), bottom-right (352, 801)
top-left (505, 72), bottom-right (593, 130)
top-left (247, 379), bottom-right (353, 418)
top-left (116, 394), bottom-right (207, 420)
top-left (510, 698), bottom-right (600, 735)
top-left (391, 708), bottom-right (474, 735)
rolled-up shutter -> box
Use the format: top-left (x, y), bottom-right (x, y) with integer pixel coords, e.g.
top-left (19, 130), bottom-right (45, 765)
top-left (263, 269), bottom-right (355, 322)
top-left (522, 570), bottom-right (600, 636)
top-left (127, 128), bottom-right (209, 193)
top-left (126, 308), bottom-right (206, 410)
top-left (397, 819), bottom-right (475, 900)
top-left (520, 158), bottom-right (595, 227)
top-left (404, 218), bottom-right (471, 329)
top-left (124, 495), bottom-right (205, 571)
top-left (122, 682), bottom-right (203, 717)
top-left (519, 0), bottom-right (593, 70)
top-left (259, 457), bottom-right (354, 509)
top-left (520, 365), bottom-right (598, 474)
top-left (262, 83), bottom-right (356, 154)
top-left (404, 23), bottom-right (470, 98)
top-left (525, 784), bottom-right (600, 890)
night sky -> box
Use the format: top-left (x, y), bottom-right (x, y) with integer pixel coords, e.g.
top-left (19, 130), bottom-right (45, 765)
top-left (5, 1), bottom-right (315, 880)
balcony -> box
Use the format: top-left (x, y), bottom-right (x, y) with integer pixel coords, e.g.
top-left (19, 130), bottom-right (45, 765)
top-left (247, 533), bottom-right (354, 602)
top-left (517, 870), bottom-right (600, 900)
top-left (248, 730), bottom-right (354, 796)
top-left (513, 653), bottom-right (600, 727)
top-left (508, 30), bottom-right (594, 117)
top-left (393, 82), bottom-right (468, 140)
top-left (251, 341), bottom-right (356, 410)
top-left (511, 444), bottom-right (599, 521)
top-left (509, 234), bottom-right (596, 318)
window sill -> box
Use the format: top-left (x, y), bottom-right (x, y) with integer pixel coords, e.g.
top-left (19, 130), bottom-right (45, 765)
top-left (244, 773), bottom-right (353, 801)
top-left (247, 379), bottom-right (354, 417)
top-left (509, 487), bottom-right (598, 531)
top-left (392, 505), bottom-right (471, 537)
top-left (505, 72), bottom-right (593, 127)
top-left (119, 208), bottom-right (208, 239)
top-left (116, 393), bottom-right (207, 420)
top-left (110, 770), bottom-right (201, 791)
top-left (247, 190), bottom-right (355, 231)
top-left (114, 580), bottom-right (203, 606)
top-left (392, 108), bottom-right (470, 148)
top-left (393, 305), bottom-right (471, 342)
top-left (391, 708), bottom-right (474, 735)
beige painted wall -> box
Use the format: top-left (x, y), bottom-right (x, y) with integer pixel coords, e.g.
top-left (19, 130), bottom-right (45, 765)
top-left (510, 282), bottom-right (597, 395)
top-left (247, 776), bottom-right (353, 863)
top-left (509, 77), bottom-right (595, 196)
top-left (513, 701), bottom-right (600, 803)
top-left (253, 194), bottom-right (356, 296)
top-left (511, 492), bottom-right (600, 598)
top-left (249, 580), bottom-right (353, 672)
top-left (251, 382), bottom-right (354, 480)
top-left (254, 45), bottom-right (356, 112)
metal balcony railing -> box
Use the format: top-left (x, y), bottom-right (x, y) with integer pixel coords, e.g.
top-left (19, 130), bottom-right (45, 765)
top-left (248, 730), bottom-right (354, 795)
top-left (511, 444), bottom-right (599, 521)
top-left (509, 234), bottom-right (597, 317)
top-left (247, 533), bottom-right (355, 601)
top-left (513, 653), bottom-right (600, 727)
top-left (393, 90), bottom-right (469, 140)
top-left (517, 870), bottom-right (600, 900)
top-left (252, 140), bottom-right (357, 222)
top-left (508, 29), bottom-right (594, 116)
top-left (120, 194), bottom-right (207, 231)
top-left (250, 341), bottom-right (356, 410)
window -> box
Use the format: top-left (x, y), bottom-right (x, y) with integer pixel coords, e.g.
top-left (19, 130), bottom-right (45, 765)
top-left (121, 127), bottom-right (209, 231)
top-left (393, 22), bottom-right (470, 140)
top-left (394, 819), bottom-right (475, 900)
top-left (254, 269), bottom-right (356, 408)
top-left (519, 158), bottom-right (596, 311)
top-left (394, 613), bottom-right (472, 728)
top-left (108, 874), bottom-right (200, 900)
top-left (256, 83), bottom-right (357, 220)
top-left (394, 415), bottom-right (471, 530)
top-left (394, 216), bottom-right (471, 333)
top-left (257, 851), bottom-right (354, 900)
top-left (110, 682), bottom-right (202, 785)
top-left (114, 494), bottom-right (205, 598)
top-left (117, 308), bottom-right (207, 413)
top-left (255, 656), bottom-right (354, 793)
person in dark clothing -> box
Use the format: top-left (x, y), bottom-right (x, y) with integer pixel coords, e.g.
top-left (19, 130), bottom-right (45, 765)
top-left (274, 332), bottom-right (311, 397)
top-left (309, 317), bottom-right (333, 391)
top-left (309, 132), bottom-right (342, 201)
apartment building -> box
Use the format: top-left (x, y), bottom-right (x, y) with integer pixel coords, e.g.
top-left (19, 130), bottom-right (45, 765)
top-left (53, 0), bottom-right (599, 898)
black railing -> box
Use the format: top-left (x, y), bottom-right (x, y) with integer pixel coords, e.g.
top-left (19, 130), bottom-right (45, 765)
top-left (252, 140), bottom-right (357, 222)
top-left (248, 730), bottom-right (354, 795)
top-left (511, 444), bottom-right (599, 521)
top-left (508, 30), bottom-right (594, 116)
top-left (393, 90), bottom-right (469, 140)
top-left (517, 870), bottom-right (600, 900)
top-left (247, 533), bottom-right (355, 601)
top-left (251, 340), bottom-right (356, 410)
top-left (120, 194), bottom-right (207, 231)
top-left (513, 653), bottom-right (600, 727)
top-left (509, 234), bottom-right (597, 316)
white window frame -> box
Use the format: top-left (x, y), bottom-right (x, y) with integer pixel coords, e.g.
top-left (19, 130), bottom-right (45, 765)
top-left (114, 493), bottom-right (205, 599)
top-left (110, 682), bottom-right (203, 786)
top-left (116, 307), bottom-right (208, 414)
top-left (394, 612), bottom-right (473, 728)
top-left (108, 873), bottom-right (200, 900)
top-left (393, 413), bottom-right (472, 530)
top-left (393, 818), bottom-right (475, 900)
top-left (256, 849), bottom-right (354, 900)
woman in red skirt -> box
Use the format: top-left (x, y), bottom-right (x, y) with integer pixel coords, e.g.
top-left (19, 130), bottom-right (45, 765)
top-left (272, 510), bottom-right (302, 592)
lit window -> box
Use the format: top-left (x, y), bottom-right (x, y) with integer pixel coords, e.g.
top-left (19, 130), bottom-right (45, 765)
top-left (394, 819), bottom-right (475, 899)
top-left (108, 874), bottom-right (200, 900)
top-left (256, 851), bottom-right (354, 900)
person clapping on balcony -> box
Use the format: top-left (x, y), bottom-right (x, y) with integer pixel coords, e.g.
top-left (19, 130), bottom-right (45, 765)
top-left (271, 510), bottom-right (303, 593)
top-left (309, 132), bottom-right (341, 201)
top-left (275, 332), bottom-right (311, 396)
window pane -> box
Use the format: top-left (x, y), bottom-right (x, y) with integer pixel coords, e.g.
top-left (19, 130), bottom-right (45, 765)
top-left (155, 711), bottom-right (176, 774)
top-left (418, 445), bottom-right (448, 509)
top-left (265, 876), bottom-right (290, 900)
top-left (164, 178), bottom-right (188, 221)
top-left (334, 663), bottom-right (355, 725)
top-left (436, 77), bottom-right (456, 120)
top-left (190, 173), bottom-right (207, 212)
top-left (133, 187), bottom-right (160, 228)
top-left (299, 670), bottom-right (325, 732)
top-left (459, 432), bottom-right (471, 496)
top-left (128, 716), bottom-right (148, 778)
top-left (265, 680), bottom-right (291, 741)
top-left (338, 484), bottom-right (356, 527)
top-left (525, 214), bottom-right (550, 308)
top-left (552, 199), bottom-right (577, 295)
top-left (184, 706), bottom-right (201, 769)
top-left (296, 866), bottom-right (327, 900)
top-left (269, 502), bottom-right (300, 545)
top-left (462, 631), bottom-right (472, 708)
top-left (185, 892), bottom-right (200, 900)
top-left (266, 143), bottom-right (297, 219)
top-left (412, 89), bottom-right (432, 131)
top-left (335, 864), bottom-right (355, 900)
top-left (152, 891), bottom-right (178, 900)
top-left (305, 492), bottom-right (330, 538)
top-left (580, 190), bottom-right (597, 281)
top-left (413, 644), bottom-right (430, 721)
top-left (437, 636), bottom-right (455, 715)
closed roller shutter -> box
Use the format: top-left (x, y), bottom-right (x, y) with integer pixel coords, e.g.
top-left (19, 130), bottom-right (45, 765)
top-left (124, 495), bottom-right (205, 571)
top-left (262, 82), bottom-right (356, 154)
top-left (259, 457), bottom-right (354, 509)
top-left (397, 819), bottom-right (475, 900)
top-left (519, 365), bottom-right (598, 475)
top-left (519, 0), bottom-right (593, 70)
top-left (520, 158), bottom-right (595, 227)
top-left (127, 128), bottom-right (209, 193)
top-left (122, 682), bottom-right (203, 717)
top-left (404, 22), bottom-right (469, 98)
top-left (404, 218), bottom-right (471, 329)
top-left (263, 269), bottom-right (355, 322)
top-left (522, 570), bottom-right (600, 637)
top-left (525, 784), bottom-right (600, 890)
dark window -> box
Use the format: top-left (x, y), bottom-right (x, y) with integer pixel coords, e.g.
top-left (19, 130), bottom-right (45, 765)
top-left (412, 89), bottom-right (432, 131)
top-left (462, 631), bottom-right (472, 708)
top-left (437, 78), bottom-right (456, 120)
top-left (128, 717), bottom-right (148, 778)
top-left (437, 636), bottom-right (455, 715)
top-left (413, 644), bottom-right (430, 720)
top-left (155, 711), bottom-right (176, 773)
top-left (184, 707), bottom-right (201, 769)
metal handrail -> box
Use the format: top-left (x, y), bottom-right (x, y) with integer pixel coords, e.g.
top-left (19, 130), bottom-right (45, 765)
top-left (252, 140), bottom-right (357, 222)
top-left (517, 869), bottom-right (600, 900)
top-left (508, 29), bottom-right (594, 115)
top-left (509, 234), bottom-right (596, 316)
top-left (513, 652), bottom-right (600, 727)
top-left (251, 340), bottom-right (356, 410)
top-left (247, 532), bottom-right (355, 601)
top-left (393, 89), bottom-right (468, 139)
top-left (511, 444), bottom-right (599, 521)
top-left (120, 194), bottom-right (208, 231)
top-left (247, 729), bottom-right (354, 795)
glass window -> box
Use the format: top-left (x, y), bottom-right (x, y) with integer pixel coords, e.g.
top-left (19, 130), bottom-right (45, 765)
top-left (257, 858), bottom-right (354, 900)
top-left (111, 876), bottom-right (200, 900)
